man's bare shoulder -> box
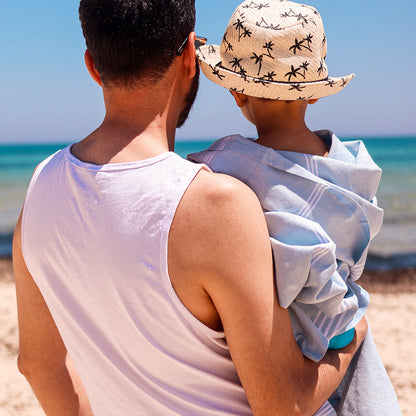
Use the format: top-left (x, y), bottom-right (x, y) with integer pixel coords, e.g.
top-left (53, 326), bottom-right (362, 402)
top-left (185, 168), bottom-right (260, 213)
top-left (170, 168), bottom-right (269, 277)
top-left (177, 168), bottom-right (269, 247)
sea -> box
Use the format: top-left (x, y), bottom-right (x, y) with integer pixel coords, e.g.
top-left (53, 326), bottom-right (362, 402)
top-left (1, 137), bottom-right (416, 270)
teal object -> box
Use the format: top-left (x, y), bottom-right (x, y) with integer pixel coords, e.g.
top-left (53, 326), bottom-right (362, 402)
top-left (328, 328), bottom-right (356, 349)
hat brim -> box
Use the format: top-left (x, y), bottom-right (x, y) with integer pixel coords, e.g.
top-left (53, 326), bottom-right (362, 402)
top-left (197, 45), bottom-right (354, 100)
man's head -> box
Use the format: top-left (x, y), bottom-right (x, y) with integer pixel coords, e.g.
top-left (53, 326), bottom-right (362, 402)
top-left (79, 0), bottom-right (196, 88)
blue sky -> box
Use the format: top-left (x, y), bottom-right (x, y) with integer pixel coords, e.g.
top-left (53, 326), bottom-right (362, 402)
top-left (0, 0), bottom-right (415, 144)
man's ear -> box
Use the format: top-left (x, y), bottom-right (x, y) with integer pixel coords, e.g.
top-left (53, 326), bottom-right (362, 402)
top-left (181, 32), bottom-right (197, 79)
top-left (84, 50), bottom-right (103, 87)
top-left (308, 98), bottom-right (319, 105)
top-left (230, 90), bottom-right (248, 108)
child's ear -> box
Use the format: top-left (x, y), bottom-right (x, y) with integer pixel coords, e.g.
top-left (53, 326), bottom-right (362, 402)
top-left (230, 90), bottom-right (248, 108)
top-left (308, 98), bottom-right (319, 105)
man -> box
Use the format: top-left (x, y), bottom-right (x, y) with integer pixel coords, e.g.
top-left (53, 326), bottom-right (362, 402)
top-left (13, 1), bottom-right (367, 415)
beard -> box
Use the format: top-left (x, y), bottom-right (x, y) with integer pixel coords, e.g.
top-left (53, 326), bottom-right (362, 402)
top-left (176, 61), bottom-right (200, 128)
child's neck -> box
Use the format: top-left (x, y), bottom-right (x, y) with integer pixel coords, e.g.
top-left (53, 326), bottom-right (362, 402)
top-left (248, 99), bottom-right (329, 157)
top-left (255, 124), bottom-right (329, 157)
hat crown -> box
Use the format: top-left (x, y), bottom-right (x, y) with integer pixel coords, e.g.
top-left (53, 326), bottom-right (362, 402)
top-left (196, 0), bottom-right (354, 100)
top-left (220, 0), bottom-right (328, 84)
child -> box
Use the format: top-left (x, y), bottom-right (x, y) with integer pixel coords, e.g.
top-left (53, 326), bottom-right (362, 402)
top-left (189, 1), bottom-right (401, 414)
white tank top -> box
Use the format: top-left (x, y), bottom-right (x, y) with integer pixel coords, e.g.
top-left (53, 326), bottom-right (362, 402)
top-left (22, 146), bottom-right (252, 416)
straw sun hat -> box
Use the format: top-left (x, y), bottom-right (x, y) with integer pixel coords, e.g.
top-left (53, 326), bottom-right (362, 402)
top-left (197, 0), bottom-right (354, 100)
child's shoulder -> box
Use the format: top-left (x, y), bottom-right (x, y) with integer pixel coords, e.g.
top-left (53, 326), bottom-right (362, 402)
top-left (187, 134), bottom-right (254, 163)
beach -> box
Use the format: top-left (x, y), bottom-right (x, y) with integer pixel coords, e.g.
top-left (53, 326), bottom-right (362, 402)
top-left (0, 257), bottom-right (415, 415)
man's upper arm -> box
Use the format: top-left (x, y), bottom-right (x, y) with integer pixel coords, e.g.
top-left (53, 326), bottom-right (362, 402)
top-left (172, 170), bottom-right (310, 415)
top-left (13, 212), bottom-right (67, 371)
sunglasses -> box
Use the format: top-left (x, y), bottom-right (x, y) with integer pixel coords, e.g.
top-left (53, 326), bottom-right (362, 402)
top-left (176, 35), bottom-right (207, 56)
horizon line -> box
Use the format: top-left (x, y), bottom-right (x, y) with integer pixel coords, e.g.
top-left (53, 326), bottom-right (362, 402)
top-left (1, 134), bottom-right (416, 146)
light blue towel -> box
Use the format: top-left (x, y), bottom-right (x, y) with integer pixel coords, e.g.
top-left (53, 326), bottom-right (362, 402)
top-left (189, 130), bottom-right (383, 361)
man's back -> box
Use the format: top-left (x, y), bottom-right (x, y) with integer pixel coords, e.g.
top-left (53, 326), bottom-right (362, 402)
top-left (21, 147), bottom-right (253, 415)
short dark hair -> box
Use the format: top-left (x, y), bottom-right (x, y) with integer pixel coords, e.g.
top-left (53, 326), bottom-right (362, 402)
top-left (79, 0), bottom-right (196, 87)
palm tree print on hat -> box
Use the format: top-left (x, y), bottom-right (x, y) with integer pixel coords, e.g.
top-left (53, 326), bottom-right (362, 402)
top-left (289, 35), bottom-right (313, 55)
top-left (208, 45), bottom-right (217, 54)
top-left (263, 41), bottom-right (275, 59)
top-left (300, 4), bottom-right (320, 15)
top-left (242, 27), bottom-right (252, 39)
top-left (281, 9), bottom-right (295, 18)
top-left (251, 52), bottom-right (264, 75)
top-left (254, 78), bottom-right (271, 86)
top-left (211, 66), bottom-right (226, 81)
top-left (305, 34), bottom-right (313, 48)
top-left (289, 84), bottom-right (306, 92)
top-left (300, 61), bottom-right (310, 76)
top-left (233, 14), bottom-right (253, 42)
top-left (223, 33), bottom-right (233, 53)
top-left (295, 12), bottom-right (309, 24)
top-left (285, 65), bottom-right (304, 81)
top-left (256, 17), bottom-right (282, 31)
top-left (233, 17), bottom-right (244, 38)
top-left (229, 57), bottom-right (243, 72)
top-left (263, 71), bottom-right (277, 81)
top-left (238, 67), bottom-right (250, 82)
top-left (280, 9), bottom-right (311, 25)
top-left (242, 1), bottom-right (270, 10)
top-left (326, 80), bottom-right (335, 88)
top-left (317, 58), bottom-right (327, 76)
top-left (250, 42), bottom-right (276, 76)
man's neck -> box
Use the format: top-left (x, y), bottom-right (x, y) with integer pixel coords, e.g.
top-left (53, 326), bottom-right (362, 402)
top-left (72, 77), bottom-right (180, 165)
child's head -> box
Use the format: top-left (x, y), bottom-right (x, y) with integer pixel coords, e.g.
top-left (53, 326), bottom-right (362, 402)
top-left (197, 0), bottom-right (354, 102)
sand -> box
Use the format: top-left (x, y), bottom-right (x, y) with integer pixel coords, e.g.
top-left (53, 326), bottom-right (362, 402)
top-left (1, 258), bottom-right (415, 415)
